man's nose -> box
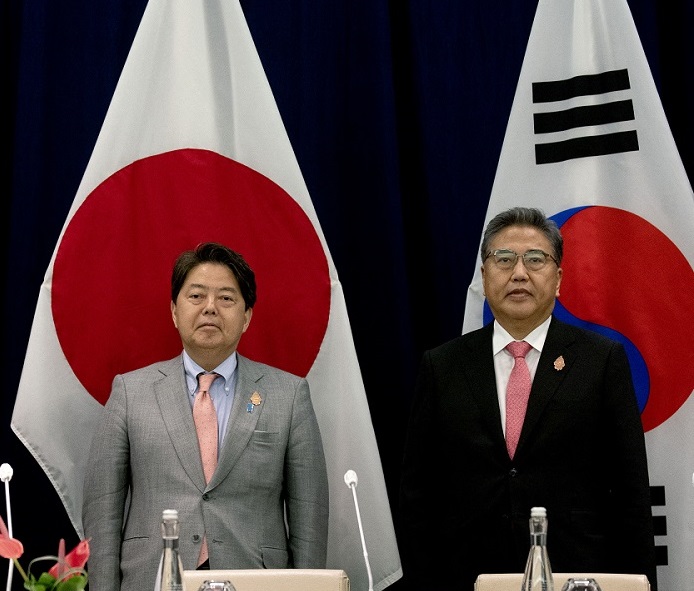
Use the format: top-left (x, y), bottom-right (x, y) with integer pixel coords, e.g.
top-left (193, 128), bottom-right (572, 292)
top-left (202, 296), bottom-right (217, 313)
top-left (511, 256), bottom-right (529, 278)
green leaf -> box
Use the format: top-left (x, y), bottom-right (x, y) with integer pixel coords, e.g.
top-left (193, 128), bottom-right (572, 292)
top-left (55, 575), bottom-right (88, 591)
top-left (23, 580), bottom-right (48, 591)
top-left (36, 572), bottom-right (58, 588)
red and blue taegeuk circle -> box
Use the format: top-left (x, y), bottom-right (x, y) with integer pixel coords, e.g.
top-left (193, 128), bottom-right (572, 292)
top-left (483, 205), bottom-right (694, 432)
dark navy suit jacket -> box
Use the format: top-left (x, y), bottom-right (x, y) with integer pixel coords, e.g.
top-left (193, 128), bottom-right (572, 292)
top-left (399, 316), bottom-right (656, 591)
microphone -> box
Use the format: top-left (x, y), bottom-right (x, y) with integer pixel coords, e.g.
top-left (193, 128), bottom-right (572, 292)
top-left (344, 470), bottom-right (374, 591)
top-left (1, 463), bottom-right (14, 535)
top-left (0, 464), bottom-right (12, 483)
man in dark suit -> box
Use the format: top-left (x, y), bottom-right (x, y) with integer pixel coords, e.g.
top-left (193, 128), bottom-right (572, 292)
top-left (82, 242), bottom-right (329, 591)
top-left (398, 207), bottom-right (657, 591)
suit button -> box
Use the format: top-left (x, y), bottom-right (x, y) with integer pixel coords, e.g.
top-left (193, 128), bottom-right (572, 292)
top-left (509, 468), bottom-right (518, 477)
top-left (202, 493), bottom-right (210, 501)
top-left (193, 534), bottom-right (201, 542)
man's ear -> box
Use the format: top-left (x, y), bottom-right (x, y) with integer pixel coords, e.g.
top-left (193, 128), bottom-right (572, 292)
top-left (242, 307), bottom-right (253, 332)
top-left (555, 266), bottom-right (563, 297)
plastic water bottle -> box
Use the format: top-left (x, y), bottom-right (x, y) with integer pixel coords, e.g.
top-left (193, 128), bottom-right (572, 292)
top-left (520, 506), bottom-right (554, 591)
top-left (154, 509), bottom-right (186, 591)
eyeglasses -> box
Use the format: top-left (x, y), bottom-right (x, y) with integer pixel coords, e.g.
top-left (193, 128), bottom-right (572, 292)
top-left (484, 249), bottom-right (558, 271)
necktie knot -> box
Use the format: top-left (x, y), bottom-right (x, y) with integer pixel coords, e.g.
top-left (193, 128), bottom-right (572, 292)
top-left (506, 340), bottom-right (532, 359)
top-left (197, 372), bottom-right (218, 394)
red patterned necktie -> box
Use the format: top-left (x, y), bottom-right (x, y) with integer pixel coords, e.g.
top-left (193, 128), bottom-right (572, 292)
top-left (505, 341), bottom-right (533, 459)
top-left (193, 372), bottom-right (219, 565)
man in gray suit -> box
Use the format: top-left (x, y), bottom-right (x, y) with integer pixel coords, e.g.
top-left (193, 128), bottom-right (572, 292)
top-left (399, 207), bottom-right (656, 591)
top-left (83, 242), bottom-right (329, 591)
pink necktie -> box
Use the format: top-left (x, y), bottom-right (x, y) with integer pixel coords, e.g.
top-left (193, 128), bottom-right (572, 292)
top-left (193, 372), bottom-right (219, 565)
top-left (505, 341), bottom-right (533, 459)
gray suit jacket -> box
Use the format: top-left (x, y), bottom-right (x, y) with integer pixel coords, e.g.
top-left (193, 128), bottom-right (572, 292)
top-left (82, 353), bottom-right (329, 591)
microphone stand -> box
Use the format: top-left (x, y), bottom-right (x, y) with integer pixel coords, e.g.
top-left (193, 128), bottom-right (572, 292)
top-left (1, 463), bottom-right (14, 591)
top-left (344, 470), bottom-right (374, 591)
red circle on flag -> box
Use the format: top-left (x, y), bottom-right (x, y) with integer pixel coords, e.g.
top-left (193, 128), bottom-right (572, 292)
top-left (559, 206), bottom-right (694, 431)
top-left (52, 148), bottom-right (331, 405)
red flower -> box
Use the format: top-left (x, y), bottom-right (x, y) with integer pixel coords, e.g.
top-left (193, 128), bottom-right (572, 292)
top-left (0, 514), bottom-right (24, 560)
top-left (0, 513), bottom-right (89, 591)
top-left (48, 538), bottom-right (90, 579)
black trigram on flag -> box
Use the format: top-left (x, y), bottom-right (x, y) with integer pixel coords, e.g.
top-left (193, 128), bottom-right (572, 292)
top-left (651, 484), bottom-right (669, 566)
top-left (533, 68), bottom-right (639, 164)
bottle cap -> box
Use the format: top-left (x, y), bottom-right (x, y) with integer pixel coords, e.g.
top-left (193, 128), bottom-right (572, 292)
top-left (530, 506), bottom-right (546, 517)
top-left (162, 509), bottom-right (179, 521)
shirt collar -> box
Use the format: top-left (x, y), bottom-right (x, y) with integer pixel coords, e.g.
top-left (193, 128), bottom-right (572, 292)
top-left (492, 315), bottom-right (552, 356)
top-left (182, 350), bottom-right (238, 394)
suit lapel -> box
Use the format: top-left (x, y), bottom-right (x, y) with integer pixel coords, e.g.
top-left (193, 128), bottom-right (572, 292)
top-left (517, 317), bottom-right (576, 454)
top-left (463, 324), bottom-right (508, 451)
top-left (211, 355), bottom-right (263, 486)
top-left (154, 355), bottom-right (208, 491)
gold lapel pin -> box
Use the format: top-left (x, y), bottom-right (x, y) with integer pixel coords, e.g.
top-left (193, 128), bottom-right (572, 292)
top-left (553, 356), bottom-right (565, 371)
top-left (247, 391), bottom-right (262, 413)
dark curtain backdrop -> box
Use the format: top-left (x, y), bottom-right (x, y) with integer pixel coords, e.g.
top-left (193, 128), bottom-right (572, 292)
top-left (2, 1), bottom-right (692, 590)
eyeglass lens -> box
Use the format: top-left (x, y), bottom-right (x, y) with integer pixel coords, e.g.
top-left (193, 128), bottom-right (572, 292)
top-left (491, 250), bottom-right (549, 271)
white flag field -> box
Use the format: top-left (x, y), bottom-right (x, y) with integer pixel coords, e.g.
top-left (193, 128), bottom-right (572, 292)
top-left (10, 2), bottom-right (402, 590)
top-left (463, 0), bottom-right (694, 589)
